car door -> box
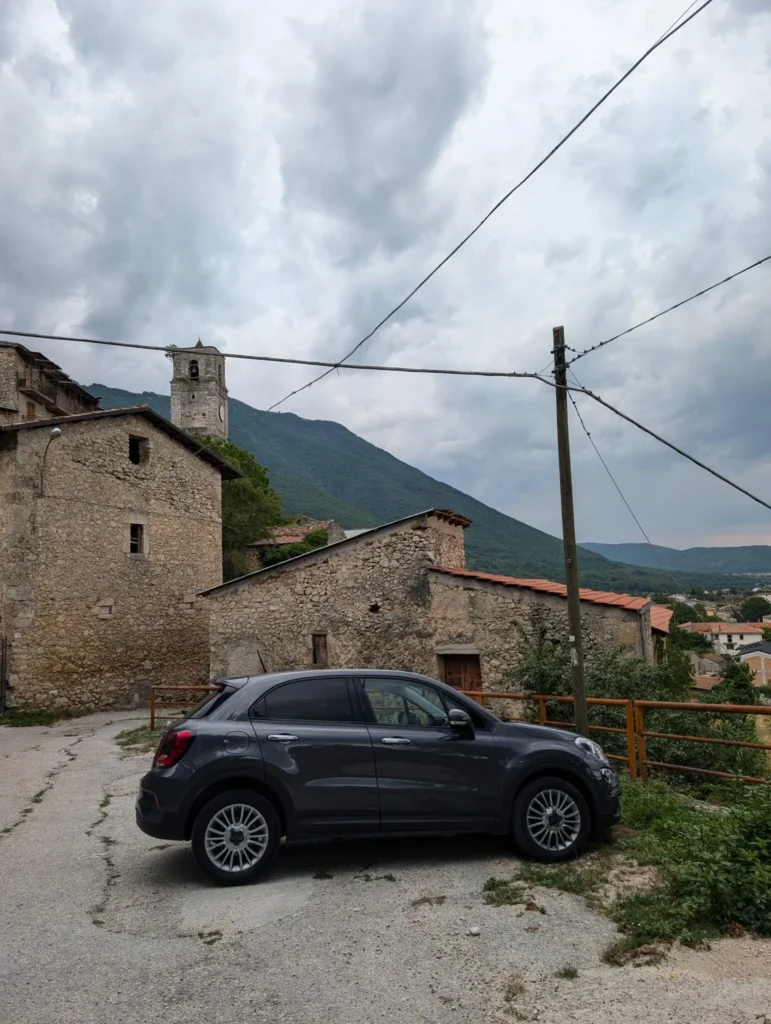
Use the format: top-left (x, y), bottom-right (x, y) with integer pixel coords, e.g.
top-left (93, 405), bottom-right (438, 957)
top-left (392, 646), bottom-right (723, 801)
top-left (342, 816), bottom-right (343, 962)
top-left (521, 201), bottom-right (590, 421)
top-left (356, 675), bottom-right (499, 830)
top-left (249, 675), bottom-right (379, 835)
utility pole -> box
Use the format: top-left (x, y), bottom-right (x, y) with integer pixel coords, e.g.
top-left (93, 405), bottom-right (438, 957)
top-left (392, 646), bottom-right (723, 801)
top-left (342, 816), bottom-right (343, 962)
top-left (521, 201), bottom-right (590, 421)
top-left (553, 326), bottom-right (590, 737)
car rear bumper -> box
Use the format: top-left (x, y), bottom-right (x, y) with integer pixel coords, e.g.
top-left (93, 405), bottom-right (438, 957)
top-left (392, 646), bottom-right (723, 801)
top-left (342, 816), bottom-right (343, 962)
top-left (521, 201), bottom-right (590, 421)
top-left (135, 774), bottom-right (188, 841)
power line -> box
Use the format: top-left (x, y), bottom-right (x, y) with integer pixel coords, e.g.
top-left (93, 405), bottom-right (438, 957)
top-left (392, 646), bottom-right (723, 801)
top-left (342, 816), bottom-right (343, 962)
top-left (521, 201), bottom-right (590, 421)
top-left (655, 0), bottom-right (703, 44)
top-left (0, 327), bottom-right (551, 383)
top-left (566, 368), bottom-right (685, 593)
top-left (265, 0), bottom-right (715, 412)
top-left (567, 253), bottom-right (771, 367)
top-left (570, 382), bottom-right (771, 514)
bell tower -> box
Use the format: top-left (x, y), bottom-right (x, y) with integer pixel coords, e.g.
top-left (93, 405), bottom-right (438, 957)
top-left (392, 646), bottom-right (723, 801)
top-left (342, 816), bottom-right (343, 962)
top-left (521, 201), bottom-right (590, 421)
top-left (169, 340), bottom-right (228, 439)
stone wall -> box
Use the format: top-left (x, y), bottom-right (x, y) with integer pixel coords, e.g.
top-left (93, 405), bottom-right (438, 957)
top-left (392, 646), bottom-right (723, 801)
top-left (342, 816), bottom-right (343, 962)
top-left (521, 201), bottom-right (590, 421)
top-left (428, 573), bottom-right (649, 689)
top-left (208, 513), bottom-right (467, 679)
top-left (0, 347), bottom-right (19, 415)
top-left (0, 414), bottom-right (223, 711)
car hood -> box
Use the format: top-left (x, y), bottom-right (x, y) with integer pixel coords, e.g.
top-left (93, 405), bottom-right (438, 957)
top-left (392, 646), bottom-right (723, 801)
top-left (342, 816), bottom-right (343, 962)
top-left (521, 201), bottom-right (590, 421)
top-left (497, 720), bottom-right (577, 747)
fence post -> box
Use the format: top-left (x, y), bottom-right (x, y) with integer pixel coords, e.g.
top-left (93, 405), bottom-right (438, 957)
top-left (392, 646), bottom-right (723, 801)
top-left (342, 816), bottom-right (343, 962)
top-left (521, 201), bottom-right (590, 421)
top-left (150, 687), bottom-right (156, 731)
top-left (634, 703), bottom-right (647, 782)
top-left (539, 698), bottom-right (546, 726)
top-left (625, 700), bottom-right (637, 780)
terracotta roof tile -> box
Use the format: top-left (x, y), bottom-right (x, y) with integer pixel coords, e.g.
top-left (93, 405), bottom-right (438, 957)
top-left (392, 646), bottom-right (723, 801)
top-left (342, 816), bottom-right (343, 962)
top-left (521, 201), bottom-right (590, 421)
top-left (428, 567), bottom-right (670, 628)
top-left (681, 622), bottom-right (766, 635)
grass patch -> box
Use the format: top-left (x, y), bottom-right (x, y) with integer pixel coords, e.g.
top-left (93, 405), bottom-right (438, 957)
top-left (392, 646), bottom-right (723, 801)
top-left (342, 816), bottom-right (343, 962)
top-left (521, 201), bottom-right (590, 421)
top-left (518, 861), bottom-right (605, 896)
top-left (554, 966), bottom-right (578, 980)
top-left (411, 894), bottom-right (447, 907)
top-left (0, 710), bottom-right (69, 727)
top-left (602, 777), bottom-right (771, 959)
top-left (483, 877), bottom-right (529, 906)
top-left (115, 725), bottom-right (162, 753)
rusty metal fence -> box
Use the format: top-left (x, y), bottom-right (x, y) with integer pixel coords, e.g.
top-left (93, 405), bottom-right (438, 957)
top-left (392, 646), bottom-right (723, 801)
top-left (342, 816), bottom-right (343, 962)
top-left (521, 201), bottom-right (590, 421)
top-left (465, 690), bottom-right (771, 784)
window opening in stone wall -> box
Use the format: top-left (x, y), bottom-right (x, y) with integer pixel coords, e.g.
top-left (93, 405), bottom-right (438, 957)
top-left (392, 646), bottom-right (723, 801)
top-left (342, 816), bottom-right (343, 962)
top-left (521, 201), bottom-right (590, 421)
top-left (217, 364), bottom-right (222, 382)
top-left (442, 653), bottom-right (481, 692)
top-left (190, 360), bottom-right (199, 379)
top-left (128, 436), bottom-right (149, 465)
top-left (369, 602), bottom-right (380, 613)
top-left (129, 523), bottom-right (145, 554)
top-left (312, 633), bottom-right (328, 666)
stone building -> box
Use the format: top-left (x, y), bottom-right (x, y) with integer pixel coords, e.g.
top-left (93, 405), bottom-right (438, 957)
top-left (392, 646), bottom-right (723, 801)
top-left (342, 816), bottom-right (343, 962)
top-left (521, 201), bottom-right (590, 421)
top-left (204, 509), bottom-right (670, 688)
top-left (243, 517), bottom-right (346, 573)
top-left (169, 340), bottom-right (228, 440)
top-left (0, 340), bottom-right (100, 426)
top-left (0, 407), bottom-right (239, 711)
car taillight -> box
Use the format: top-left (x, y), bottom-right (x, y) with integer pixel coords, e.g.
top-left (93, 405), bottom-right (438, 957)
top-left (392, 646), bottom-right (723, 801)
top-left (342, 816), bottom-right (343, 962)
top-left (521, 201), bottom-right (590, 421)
top-left (154, 729), bottom-right (194, 768)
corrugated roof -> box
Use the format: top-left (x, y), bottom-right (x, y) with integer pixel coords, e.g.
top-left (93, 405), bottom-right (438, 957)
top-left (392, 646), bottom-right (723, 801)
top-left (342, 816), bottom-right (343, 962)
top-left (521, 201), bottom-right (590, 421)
top-left (428, 567), bottom-right (671, 630)
top-left (0, 406), bottom-right (241, 479)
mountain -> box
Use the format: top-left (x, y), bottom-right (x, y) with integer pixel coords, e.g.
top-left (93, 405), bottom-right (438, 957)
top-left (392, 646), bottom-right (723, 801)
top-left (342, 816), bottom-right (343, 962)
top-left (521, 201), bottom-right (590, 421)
top-left (580, 541), bottom-right (771, 575)
top-left (88, 383), bottom-right (736, 593)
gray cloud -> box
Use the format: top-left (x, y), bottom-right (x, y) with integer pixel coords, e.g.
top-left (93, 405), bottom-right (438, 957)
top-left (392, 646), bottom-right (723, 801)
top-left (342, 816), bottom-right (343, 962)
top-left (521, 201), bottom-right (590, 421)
top-left (278, 0), bottom-right (489, 259)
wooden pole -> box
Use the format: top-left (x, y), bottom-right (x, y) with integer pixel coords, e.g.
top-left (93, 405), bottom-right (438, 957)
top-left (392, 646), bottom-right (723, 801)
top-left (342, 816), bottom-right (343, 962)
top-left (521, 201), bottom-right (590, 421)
top-left (553, 326), bottom-right (590, 737)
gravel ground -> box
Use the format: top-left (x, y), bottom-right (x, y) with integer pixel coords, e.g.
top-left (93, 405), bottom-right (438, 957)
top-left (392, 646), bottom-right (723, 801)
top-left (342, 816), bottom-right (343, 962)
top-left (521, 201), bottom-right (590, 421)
top-left (1, 713), bottom-right (770, 1024)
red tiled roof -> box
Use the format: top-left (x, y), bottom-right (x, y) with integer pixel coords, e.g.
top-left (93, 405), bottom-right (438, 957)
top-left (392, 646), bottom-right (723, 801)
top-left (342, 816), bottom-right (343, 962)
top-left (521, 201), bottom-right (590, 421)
top-left (681, 622), bottom-right (766, 635)
top-left (428, 567), bottom-right (670, 630)
top-left (692, 674), bottom-right (721, 691)
top-left (650, 605), bottom-right (674, 634)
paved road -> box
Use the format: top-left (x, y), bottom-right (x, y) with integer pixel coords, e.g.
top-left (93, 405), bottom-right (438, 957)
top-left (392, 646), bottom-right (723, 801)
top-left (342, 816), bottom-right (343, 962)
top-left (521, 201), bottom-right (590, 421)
top-left (1, 714), bottom-right (770, 1024)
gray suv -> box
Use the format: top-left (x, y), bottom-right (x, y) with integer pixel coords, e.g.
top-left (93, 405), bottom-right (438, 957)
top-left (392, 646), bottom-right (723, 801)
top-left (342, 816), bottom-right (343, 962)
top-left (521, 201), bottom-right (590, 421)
top-left (136, 670), bottom-right (620, 885)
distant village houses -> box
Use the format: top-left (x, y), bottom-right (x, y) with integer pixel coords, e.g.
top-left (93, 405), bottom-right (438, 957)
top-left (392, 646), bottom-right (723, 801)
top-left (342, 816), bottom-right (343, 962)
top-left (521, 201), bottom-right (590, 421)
top-left (680, 622), bottom-right (766, 655)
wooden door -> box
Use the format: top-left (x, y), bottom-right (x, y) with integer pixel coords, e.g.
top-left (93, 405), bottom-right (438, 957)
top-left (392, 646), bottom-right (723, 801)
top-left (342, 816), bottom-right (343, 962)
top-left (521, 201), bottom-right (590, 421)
top-left (443, 654), bottom-right (481, 692)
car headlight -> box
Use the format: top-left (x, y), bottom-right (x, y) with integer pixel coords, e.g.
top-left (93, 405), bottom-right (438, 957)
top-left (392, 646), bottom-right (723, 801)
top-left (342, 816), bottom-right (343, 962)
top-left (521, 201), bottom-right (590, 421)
top-left (575, 736), bottom-right (609, 764)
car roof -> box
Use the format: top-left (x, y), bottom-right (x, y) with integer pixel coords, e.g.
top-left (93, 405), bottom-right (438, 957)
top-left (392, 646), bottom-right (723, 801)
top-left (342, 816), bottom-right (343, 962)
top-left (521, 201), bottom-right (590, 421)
top-left (223, 667), bottom-right (454, 693)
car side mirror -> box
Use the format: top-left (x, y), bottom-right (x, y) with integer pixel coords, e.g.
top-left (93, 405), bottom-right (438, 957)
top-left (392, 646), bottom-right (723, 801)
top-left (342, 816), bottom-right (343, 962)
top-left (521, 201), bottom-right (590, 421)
top-left (448, 708), bottom-right (473, 732)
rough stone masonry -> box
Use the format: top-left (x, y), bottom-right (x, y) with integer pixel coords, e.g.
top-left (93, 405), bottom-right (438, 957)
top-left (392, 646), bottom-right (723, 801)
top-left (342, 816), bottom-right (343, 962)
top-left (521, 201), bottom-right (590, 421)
top-left (0, 409), bottom-right (236, 711)
top-left (205, 509), bottom-right (656, 688)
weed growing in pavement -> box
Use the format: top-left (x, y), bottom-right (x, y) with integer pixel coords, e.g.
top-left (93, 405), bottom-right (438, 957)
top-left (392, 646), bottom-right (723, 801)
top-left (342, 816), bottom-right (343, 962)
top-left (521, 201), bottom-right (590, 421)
top-left (554, 966), bottom-right (578, 980)
top-left (0, 709), bottom-right (74, 727)
top-left (517, 861), bottom-right (606, 896)
top-left (411, 895), bottom-right (447, 907)
top-left (115, 725), bottom-right (162, 753)
top-left (483, 878), bottom-right (529, 906)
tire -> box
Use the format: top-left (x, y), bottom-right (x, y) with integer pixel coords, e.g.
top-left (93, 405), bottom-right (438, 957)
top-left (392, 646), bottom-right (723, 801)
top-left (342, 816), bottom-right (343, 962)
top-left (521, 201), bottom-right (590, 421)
top-left (191, 789), bottom-right (281, 885)
top-left (511, 776), bottom-right (590, 863)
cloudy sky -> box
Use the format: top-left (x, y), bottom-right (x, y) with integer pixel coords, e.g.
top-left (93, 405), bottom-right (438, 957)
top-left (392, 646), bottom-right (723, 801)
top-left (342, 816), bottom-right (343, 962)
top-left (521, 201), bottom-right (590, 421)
top-left (2, 0), bottom-right (770, 548)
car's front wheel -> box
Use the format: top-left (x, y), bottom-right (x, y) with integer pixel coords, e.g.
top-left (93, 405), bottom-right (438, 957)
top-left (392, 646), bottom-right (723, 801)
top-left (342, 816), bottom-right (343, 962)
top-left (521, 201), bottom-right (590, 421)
top-left (511, 776), bottom-right (590, 862)
top-left (191, 789), bottom-right (281, 885)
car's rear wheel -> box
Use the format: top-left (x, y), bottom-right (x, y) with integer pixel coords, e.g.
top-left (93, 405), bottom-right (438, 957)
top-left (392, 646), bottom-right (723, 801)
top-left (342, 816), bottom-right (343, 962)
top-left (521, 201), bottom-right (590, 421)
top-left (511, 776), bottom-right (590, 862)
top-left (192, 789), bottom-right (281, 885)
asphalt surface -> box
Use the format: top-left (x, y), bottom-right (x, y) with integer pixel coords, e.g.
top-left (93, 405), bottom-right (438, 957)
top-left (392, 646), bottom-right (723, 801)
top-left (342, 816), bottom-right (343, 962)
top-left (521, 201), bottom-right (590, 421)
top-left (1, 713), bottom-right (770, 1024)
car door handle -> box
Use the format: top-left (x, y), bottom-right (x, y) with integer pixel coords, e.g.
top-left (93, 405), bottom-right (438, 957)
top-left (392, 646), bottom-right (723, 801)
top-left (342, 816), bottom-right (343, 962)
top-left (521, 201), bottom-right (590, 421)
top-left (381, 737), bottom-right (411, 746)
top-left (267, 734), bottom-right (298, 743)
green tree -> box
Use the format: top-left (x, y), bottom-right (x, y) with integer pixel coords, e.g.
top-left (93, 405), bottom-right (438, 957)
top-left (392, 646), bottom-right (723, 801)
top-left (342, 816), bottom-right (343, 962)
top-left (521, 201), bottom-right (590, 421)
top-left (668, 623), bottom-right (712, 654)
top-left (739, 595), bottom-right (771, 622)
top-left (192, 433), bottom-right (284, 581)
top-left (261, 528), bottom-right (330, 567)
top-left (712, 661), bottom-right (757, 706)
top-left (670, 601), bottom-right (704, 625)
top-left (763, 627), bottom-right (771, 643)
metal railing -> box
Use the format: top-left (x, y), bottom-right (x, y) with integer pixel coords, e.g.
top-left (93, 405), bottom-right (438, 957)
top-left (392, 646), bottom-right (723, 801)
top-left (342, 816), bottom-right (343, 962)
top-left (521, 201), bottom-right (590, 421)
top-left (464, 689), bottom-right (771, 783)
top-left (150, 685), bottom-right (217, 730)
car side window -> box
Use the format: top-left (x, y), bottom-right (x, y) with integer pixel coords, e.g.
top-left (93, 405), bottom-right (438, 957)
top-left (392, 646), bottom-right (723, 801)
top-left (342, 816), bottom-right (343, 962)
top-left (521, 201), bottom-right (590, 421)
top-left (363, 678), bottom-right (449, 728)
top-left (253, 677), bottom-right (356, 723)
top-left (440, 689), bottom-right (488, 730)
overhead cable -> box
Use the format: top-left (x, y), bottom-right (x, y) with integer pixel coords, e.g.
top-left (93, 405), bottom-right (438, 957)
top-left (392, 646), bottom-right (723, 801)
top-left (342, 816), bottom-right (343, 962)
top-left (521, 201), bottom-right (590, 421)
top-left (266, 0), bottom-right (715, 411)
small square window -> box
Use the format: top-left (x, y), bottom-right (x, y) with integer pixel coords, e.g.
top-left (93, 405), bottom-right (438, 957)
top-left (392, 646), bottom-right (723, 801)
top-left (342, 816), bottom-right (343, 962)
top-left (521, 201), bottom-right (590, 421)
top-left (128, 436), bottom-right (149, 465)
top-left (312, 633), bottom-right (328, 666)
top-left (130, 523), bottom-right (145, 554)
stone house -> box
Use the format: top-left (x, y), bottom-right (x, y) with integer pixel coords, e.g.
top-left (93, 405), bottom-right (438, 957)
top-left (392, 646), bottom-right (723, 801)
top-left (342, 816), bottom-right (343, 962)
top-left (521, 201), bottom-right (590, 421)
top-left (242, 517), bottom-right (346, 573)
top-left (0, 407), bottom-right (239, 711)
top-left (205, 509), bottom-right (670, 689)
top-left (0, 340), bottom-right (100, 426)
